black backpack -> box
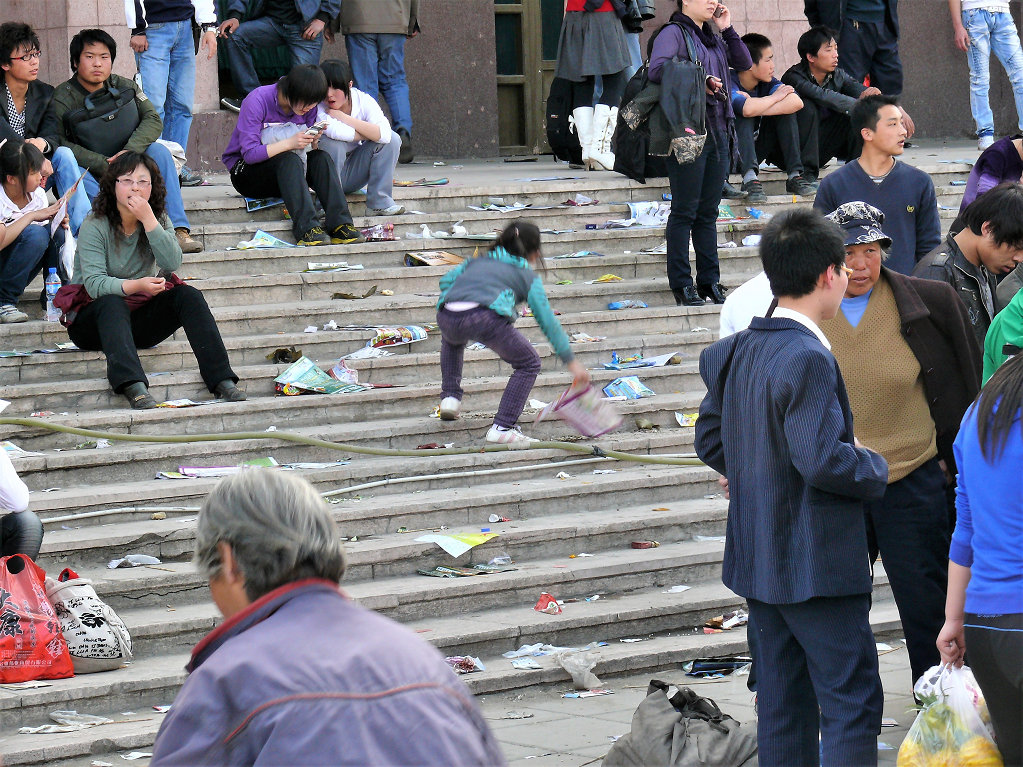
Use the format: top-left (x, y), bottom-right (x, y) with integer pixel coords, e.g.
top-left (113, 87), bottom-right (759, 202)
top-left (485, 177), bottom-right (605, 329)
top-left (545, 76), bottom-right (583, 165)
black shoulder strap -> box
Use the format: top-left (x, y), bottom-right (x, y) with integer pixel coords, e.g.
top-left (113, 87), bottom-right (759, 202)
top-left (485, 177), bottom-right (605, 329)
top-left (646, 20), bottom-right (696, 63)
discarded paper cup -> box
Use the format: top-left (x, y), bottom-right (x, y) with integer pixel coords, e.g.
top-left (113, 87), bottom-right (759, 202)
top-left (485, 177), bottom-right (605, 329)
top-left (534, 385), bottom-right (623, 438)
top-left (534, 592), bottom-right (562, 615)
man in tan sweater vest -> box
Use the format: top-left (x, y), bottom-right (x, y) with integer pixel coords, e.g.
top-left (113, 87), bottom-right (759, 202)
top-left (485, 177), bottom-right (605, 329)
top-left (820, 201), bottom-right (980, 689)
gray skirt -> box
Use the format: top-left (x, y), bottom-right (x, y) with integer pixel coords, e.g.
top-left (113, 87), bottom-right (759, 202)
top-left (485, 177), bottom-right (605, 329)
top-left (555, 11), bottom-right (631, 81)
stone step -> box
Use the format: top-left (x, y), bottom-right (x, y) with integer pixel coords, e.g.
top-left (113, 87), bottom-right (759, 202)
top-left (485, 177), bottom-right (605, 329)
top-left (23, 428), bottom-right (698, 510)
top-left (0, 302), bottom-right (725, 385)
top-left (0, 599), bottom-right (905, 766)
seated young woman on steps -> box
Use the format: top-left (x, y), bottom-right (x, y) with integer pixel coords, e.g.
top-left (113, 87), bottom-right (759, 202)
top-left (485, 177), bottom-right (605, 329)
top-left (66, 151), bottom-right (245, 410)
top-left (436, 220), bottom-right (590, 445)
top-left (222, 64), bottom-right (364, 248)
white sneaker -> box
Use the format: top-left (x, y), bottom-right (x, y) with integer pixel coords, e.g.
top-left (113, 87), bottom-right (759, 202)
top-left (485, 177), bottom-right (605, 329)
top-left (978, 135), bottom-right (995, 151)
top-left (0, 304), bottom-right (28, 323)
top-left (439, 397), bottom-right (461, 421)
top-left (486, 425), bottom-right (536, 445)
top-left (369, 204), bottom-right (405, 216)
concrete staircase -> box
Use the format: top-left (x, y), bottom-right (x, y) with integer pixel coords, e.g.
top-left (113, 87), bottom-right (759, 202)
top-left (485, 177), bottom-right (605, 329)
top-left (0, 157), bottom-right (969, 765)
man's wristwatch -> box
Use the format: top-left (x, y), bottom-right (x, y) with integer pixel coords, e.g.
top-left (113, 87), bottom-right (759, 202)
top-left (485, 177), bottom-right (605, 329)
top-left (201, 22), bottom-right (218, 33)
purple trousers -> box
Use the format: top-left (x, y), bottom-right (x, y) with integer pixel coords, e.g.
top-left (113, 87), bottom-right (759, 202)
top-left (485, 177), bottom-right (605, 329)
top-left (438, 307), bottom-right (541, 428)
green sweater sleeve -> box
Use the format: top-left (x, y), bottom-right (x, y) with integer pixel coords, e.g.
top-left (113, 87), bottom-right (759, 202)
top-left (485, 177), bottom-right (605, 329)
top-left (526, 276), bottom-right (573, 363)
top-left (77, 217), bottom-right (125, 299)
top-left (150, 217), bottom-right (184, 272)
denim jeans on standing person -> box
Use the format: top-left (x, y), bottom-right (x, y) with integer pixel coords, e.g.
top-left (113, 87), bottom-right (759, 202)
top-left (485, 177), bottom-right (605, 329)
top-left (962, 8), bottom-right (1023, 136)
top-left (225, 16), bottom-right (323, 97)
top-left (665, 135), bottom-right (729, 290)
top-left (134, 19), bottom-right (196, 150)
top-left (345, 33), bottom-right (412, 134)
top-left (0, 224), bottom-right (63, 306)
top-left (79, 143), bottom-right (190, 231)
top-left (48, 146), bottom-right (91, 235)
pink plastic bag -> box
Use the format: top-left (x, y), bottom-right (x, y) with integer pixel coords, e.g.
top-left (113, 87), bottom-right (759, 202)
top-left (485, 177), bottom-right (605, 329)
top-left (535, 385), bottom-right (623, 438)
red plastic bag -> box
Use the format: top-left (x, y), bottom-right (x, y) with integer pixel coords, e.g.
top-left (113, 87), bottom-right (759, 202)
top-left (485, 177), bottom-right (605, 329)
top-left (0, 555), bottom-right (74, 682)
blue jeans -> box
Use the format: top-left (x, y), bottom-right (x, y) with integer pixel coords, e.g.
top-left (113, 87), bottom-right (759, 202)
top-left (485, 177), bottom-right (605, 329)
top-left (48, 146), bottom-right (91, 235)
top-left (134, 20), bottom-right (196, 150)
top-left (0, 224), bottom-right (64, 305)
top-left (224, 16), bottom-right (323, 97)
top-left (79, 143), bottom-right (190, 231)
top-left (963, 8), bottom-right (1023, 136)
top-left (345, 33), bottom-right (412, 133)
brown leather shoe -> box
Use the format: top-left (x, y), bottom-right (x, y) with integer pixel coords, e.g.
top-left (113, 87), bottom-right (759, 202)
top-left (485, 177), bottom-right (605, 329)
top-left (175, 228), bottom-right (202, 254)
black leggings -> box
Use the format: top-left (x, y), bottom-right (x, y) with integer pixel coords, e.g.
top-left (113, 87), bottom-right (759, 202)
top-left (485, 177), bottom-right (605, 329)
top-left (1, 511), bottom-right (43, 560)
top-left (965, 614), bottom-right (1023, 767)
top-left (571, 70), bottom-right (628, 109)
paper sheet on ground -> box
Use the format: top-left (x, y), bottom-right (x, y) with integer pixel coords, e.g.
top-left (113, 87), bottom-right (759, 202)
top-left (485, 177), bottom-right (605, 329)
top-left (415, 532), bottom-right (498, 558)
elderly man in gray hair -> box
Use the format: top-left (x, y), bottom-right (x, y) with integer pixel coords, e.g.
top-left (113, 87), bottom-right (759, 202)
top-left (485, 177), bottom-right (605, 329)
top-left (150, 469), bottom-right (505, 766)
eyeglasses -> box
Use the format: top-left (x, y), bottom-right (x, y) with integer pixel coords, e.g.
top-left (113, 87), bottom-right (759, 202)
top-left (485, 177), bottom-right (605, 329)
top-left (838, 264), bottom-right (854, 277)
top-left (14, 51), bottom-right (41, 62)
top-left (116, 177), bottom-right (152, 188)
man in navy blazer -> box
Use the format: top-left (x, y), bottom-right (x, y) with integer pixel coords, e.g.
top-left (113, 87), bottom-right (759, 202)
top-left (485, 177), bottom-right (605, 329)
top-left (696, 208), bottom-right (889, 767)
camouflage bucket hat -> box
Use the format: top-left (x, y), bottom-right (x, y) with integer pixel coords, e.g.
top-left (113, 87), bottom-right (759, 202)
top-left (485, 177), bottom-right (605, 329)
top-left (825, 201), bottom-right (893, 249)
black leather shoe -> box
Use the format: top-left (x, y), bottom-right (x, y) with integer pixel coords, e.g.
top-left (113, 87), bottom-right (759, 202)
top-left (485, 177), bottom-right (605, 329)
top-left (673, 285), bottom-right (704, 306)
top-left (698, 283), bottom-right (727, 304)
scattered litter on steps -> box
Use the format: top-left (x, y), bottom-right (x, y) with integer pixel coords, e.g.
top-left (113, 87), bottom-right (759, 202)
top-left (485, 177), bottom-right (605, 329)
top-left (29, 411), bottom-right (54, 418)
top-left (275, 357), bottom-right (371, 395)
top-left (244, 196), bottom-right (283, 212)
top-left (742, 235), bottom-right (762, 247)
top-left (361, 223), bottom-right (396, 241)
top-left (503, 641), bottom-right (607, 658)
top-left (304, 326), bottom-right (317, 333)
top-left (0, 680), bottom-right (51, 690)
top-left (606, 351), bottom-right (683, 370)
top-left (445, 656), bottom-right (485, 674)
top-left (534, 592), bottom-right (563, 614)
top-left (882, 718), bottom-right (898, 727)
top-left (157, 399), bottom-right (207, 408)
top-left (75, 439), bottom-right (111, 449)
top-left (550, 249), bottom-right (606, 259)
top-left (676, 412), bottom-right (699, 427)
top-left (303, 261), bottom-right (365, 273)
top-left (563, 689), bottom-right (614, 698)
top-left (343, 346), bottom-right (393, 360)
top-left (690, 327), bottom-right (711, 333)
top-left (91, 761), bottom-right (113, 766)
top-left (233, 230), bottom-right (291, 249)
top-left (332, 286), bottom-right (378, 300)
top-left (265, 426), bottom-right (277, 432)
top-left (393, 177), bottom-right (449, 187)
top-left (603, 376), bottom-right (655, 399)
top-left (416, 443), bottom-right (453, 450)
top-left (635, 417), bottom-right (657, 431)
top-left (502, 711), bottom-right (535, 719)
top-left (704, 609), bottom-right (749, 630)
top-left (720, 240), bottom-right (737, 248)
top-left (467, 342), bottom-right (488, 351)
top-left (683, 657), bottom-right (753, 678)
top-left (569, 553), bottom-right (594, 558)
top-left (414, 532), bottom-right (498, 558)
top-left (631, 541), bottom-right (659, 549)
top-left (663, 585), bottom-right (692, 594)
top-left (107, 554), bottom-right (162, 569)
top-left (266, 347), bottom-right (302, 363)
top-left (19, 710), bottom-right (113, 734)
top-left (556, 648), bottom-right (602, 689)
top-left (620, 638), bottom-right (644, 643)
top-left (488, 514), bottom-right (511, 523)
top-left (877, 742), bottom-right (894, 751)
top-left (404, 250), bottom-right (463, 267)
top-left (587, 273), bottom-right (623, 284)
top-left (555, 471), bottom-right (573, 479)
top-left (417, 561), bottom-right (517, 577)
top-left (157, 458), bottom-right (278, 480)
top-left (607, 299), bottom-right (648, 310)
top-left (511, 658), bottom-right (543, 670)
top-left (523, 753), bottom-right (555, 759)
top-left (570, 332), bottom-right (605, 343)
top-left (694, 534), bottom-right (726, 543)
top-left (120, 752), bottom-right (153, 761)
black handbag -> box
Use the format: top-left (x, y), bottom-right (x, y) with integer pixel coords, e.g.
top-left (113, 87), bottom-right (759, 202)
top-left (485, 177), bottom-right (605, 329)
top-left (63, 85), bottom-right (141, 158)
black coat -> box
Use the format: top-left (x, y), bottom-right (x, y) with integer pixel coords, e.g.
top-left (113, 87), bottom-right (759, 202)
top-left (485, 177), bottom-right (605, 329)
top-left (0, 79), bottom-right (60, 157)
top-left (804, 0), bottom-right (899, 36)
top-left (885, 267), bottom-right (982, 473)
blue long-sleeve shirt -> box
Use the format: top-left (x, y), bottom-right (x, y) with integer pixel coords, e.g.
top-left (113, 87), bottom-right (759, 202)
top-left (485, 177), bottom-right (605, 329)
top-left (950, 401), bottom-right (1023, 615)
top-left (814, 159), bottom-right (940, 275)
top-left (437, 247), bottom-right (573, 363)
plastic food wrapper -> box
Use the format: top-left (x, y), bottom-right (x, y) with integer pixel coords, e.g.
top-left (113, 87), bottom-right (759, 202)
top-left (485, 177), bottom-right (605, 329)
top-left (511, 658), bottom-right (543, 670)
top-left (897, 664), bottom-right (1002, 767)
top-left (234, 229), bottom-right (292, 249)
top-left (555, 648), bottom-right (603, 690)
top-left (444, 655), bottom-right (486, 674)
top-left (608, 299), bottom-right (649, 310)
top-left (704, 609), bottom-right (749, 630)
top-left (107, 554), bottom-right (162, 569)
top-left (534, 592), bottom-right (563, 615)
top-left (328, 359), bottom-right (359, 385)
top-left (369, 326), bottom-right (429, 348)
top-left (303, 261), bottom-right (364, 273)
top-left (602, 376), bottom-right (655, 400)
top-left (676, 411), bottom-right (699, 427)
top-left (414, 532), bottom-right (498, 558)
top-left (361, 223), bottom-right (396, 241)
top-left (535, 385), bottom-right (624, 438)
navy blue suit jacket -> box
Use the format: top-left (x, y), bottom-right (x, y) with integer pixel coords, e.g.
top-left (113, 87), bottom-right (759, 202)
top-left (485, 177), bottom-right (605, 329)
top-left (695, 317), bottom-right (889, 604)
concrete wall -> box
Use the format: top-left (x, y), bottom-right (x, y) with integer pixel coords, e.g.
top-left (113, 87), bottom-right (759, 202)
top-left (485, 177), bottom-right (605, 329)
top-left (643, 0), bottom-right (1022, 139)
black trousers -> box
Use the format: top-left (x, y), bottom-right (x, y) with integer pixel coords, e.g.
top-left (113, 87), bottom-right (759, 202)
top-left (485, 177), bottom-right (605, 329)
top-left (572, 70), bottom-right (629, 108)
top-left (665, 134), bottom-right (729, 290)
top-left (964, 614), bottom-right (1023, 767)
top-left (734, 112), bottom-right (804, 177)
top-left (794, 105), bottom-right (859, 176)
top-left (67, 286), bottom-right (236, 394)
top-left (839, 16), bottom-right (904, 95)
top-left (866, 457), bottom-right (950, 686)
top-left (229, 150), bottom-right (352, 240)
top-left (0, 511), bottom-right (43, 560)
top-left (749, 594), bottom-right (883, 767)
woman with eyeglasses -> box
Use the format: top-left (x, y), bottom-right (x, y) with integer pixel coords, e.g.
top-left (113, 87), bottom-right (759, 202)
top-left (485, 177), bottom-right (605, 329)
top-left (66, 151), bottom-right (244, 409)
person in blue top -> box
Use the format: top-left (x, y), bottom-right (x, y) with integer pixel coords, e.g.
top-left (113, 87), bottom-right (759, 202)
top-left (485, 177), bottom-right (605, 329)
top-left (938, 353), bottom-right (1023, 767)
top-left (729, 32), bottom-right (816, 203)
top-left (436, 220), bottom-right (590, 445)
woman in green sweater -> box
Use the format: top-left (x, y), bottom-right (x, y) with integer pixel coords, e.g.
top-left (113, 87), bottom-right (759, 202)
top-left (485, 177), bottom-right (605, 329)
top-left (67, 152), bottom-right (244, 409)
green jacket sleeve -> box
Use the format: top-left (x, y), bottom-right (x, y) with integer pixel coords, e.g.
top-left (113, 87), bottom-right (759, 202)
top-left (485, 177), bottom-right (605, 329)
top-left (526, 277), bottom-right (574, 363)
top-left (122, 76), bottom-right (164, 155)
top-left (52, 84), bottom-right (109, 178)
top-left (77, 218), bottom-right (126, 299)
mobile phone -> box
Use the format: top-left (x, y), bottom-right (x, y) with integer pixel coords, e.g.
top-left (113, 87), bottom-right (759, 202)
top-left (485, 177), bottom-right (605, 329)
top-left (713, 4), bottom-right (725, 17)
top-left (305, 122), bottom-right (327, 136)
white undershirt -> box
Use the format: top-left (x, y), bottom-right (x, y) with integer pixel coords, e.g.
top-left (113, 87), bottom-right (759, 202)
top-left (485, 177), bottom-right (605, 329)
top-left (771, 307), bottom-right (832, 350)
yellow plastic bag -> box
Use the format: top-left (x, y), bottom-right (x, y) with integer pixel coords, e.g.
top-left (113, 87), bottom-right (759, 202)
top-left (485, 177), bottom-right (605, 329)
top-left (897, 665), bottom-right (1002, 767)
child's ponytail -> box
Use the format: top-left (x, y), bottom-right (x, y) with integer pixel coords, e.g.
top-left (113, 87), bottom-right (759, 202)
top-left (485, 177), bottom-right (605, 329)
top-left (492, 219), bottom-right (542, 265)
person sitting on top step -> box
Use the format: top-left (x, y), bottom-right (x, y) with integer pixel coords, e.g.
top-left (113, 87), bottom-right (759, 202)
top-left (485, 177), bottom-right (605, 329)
top-left (317, 59), bottom-right (405, 217)
top-left (223, 64), bottom-right (364, 247)
top-left (66, 151), bottom-right (244, 409)
top-left (52, 28), bottom-right (202, 254)
top-left (730, 32), bottom-right (816, 203)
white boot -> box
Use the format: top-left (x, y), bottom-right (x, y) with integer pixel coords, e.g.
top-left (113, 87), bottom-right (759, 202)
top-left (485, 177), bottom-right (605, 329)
top-left (570, 107), bottom-right (595, 169)
top-left (590, 104), bottom-right (617, 171)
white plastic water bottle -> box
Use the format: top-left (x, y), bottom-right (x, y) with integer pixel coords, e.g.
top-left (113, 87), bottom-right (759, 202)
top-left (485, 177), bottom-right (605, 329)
top-left (45, 268), bottom-right (61, 322)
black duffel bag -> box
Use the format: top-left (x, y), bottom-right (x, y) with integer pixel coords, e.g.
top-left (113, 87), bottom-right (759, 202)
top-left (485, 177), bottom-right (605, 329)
top-left (63, 85), bottom-right (140, 157)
